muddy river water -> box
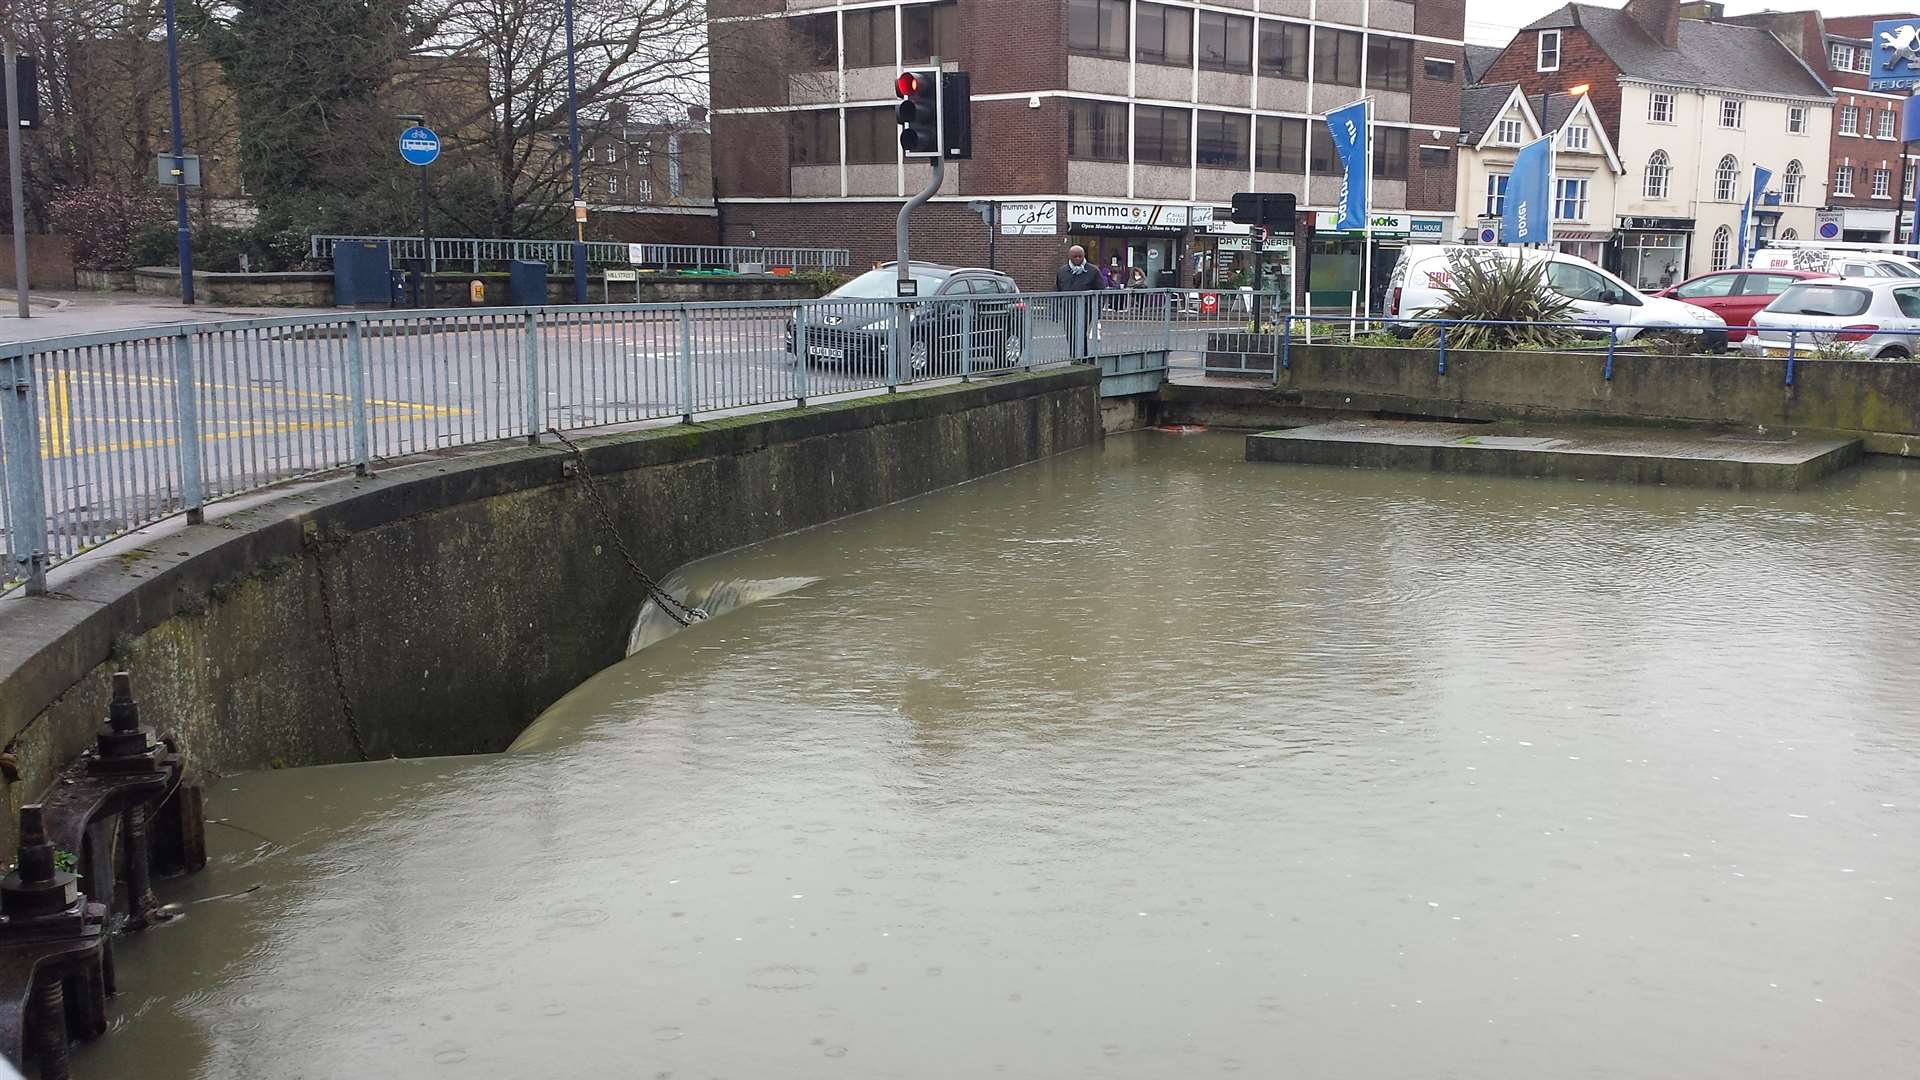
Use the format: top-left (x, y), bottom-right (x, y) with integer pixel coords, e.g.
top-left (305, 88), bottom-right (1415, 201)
top-left (77, 432), bottom-right (1920, 1079)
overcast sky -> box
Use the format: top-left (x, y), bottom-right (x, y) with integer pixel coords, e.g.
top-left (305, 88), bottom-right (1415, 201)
top-left (1464, 0), bottom-right (1915, 45)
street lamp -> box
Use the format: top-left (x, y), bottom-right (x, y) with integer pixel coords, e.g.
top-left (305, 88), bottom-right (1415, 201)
top-left (564, 0), bottom-right (587, 303)
top-left (164, 0), bottom-right (193, 304)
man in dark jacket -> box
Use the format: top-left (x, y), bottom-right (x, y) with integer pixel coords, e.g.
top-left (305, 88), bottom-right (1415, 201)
top-left (1054, 245), bottom-right (1105, 357)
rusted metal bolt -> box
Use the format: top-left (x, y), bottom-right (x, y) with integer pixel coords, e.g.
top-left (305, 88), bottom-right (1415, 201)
top-left (108, 671), bottom-right (138, 733)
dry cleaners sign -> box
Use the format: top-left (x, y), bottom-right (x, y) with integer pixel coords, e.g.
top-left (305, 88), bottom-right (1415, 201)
top-left (1068, 202), bottom-right (1190, 232)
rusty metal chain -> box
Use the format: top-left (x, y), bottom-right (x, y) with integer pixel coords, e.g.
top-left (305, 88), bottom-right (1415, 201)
top-left (547, 428), bottom-right (707, 627)
top-left (309, 544), bottom-right (371, 762)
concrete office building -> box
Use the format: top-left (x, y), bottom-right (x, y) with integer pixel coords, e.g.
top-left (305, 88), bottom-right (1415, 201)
top-left (708, 0), bottom-right (1467, 300)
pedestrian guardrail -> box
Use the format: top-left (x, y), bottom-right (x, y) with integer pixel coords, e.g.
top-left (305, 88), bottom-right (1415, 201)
top-left (307, 236), bottom-right (853, 273)
top-left (0, 289), bottom-right (1230, 595)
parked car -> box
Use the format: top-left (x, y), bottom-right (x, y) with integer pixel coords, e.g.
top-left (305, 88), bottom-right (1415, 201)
top-left (1387, 245), bottom-right (1729, 349)
top-left (1749, 248), bottom-right (1920, 279)
top-left (1746, 278), bottom-right (1920, 359)
top-left (1654, 268), bottom-right (1835, 341)
top-left (784, 263), bottom-right (1027, 377)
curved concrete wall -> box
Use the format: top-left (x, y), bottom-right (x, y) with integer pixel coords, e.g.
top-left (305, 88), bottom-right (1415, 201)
top-left (0, 369), bottom-right (1102, 843)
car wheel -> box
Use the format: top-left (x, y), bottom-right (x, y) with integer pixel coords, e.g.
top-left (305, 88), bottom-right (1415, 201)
top-left (1003, 330), bottom-right (1025, 368)
top-left (909, 338), bottom-right (931, 375)
top-left (1876, 344), bottom-right (1911, 360)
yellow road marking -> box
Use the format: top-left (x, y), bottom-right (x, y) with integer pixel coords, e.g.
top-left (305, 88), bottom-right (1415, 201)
top-left (44, 370), bottom-right (70, 456)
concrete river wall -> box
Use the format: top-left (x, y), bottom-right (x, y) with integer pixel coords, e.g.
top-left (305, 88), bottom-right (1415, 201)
top-left (0, 369), bottom-right (1102, 846)
top-left (1183, 341), bottom-right (1920, 454)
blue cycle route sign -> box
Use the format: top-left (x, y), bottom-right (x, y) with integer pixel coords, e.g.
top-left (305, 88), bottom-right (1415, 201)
top-left (398, 126), bottom-right (441, 167)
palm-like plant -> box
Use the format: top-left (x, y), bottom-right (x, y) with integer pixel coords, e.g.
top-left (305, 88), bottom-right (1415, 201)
top-left (1409, 254), bottom-right (1580, 351)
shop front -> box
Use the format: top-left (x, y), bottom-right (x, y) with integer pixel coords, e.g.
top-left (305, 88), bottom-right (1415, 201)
top-left (1615, 216), bottom-right (1694, 292)
top-left (1840, 208), bottom-right (1899, 244)
top-left (1551, 230), bottom-right (1612, 267)
top-left (1064, 201), bottom-right (1195, 288)
top-left (1307, 212), bottom-right (1452, 312)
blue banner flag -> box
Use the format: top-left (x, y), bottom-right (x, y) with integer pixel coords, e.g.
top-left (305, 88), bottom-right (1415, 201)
top-left (1737, 164), bottom-right (1773, 267)
top-left (1503, 135), bottom-right (1553, 245)
top-left (1324, 100), bottom-right (1369, 231)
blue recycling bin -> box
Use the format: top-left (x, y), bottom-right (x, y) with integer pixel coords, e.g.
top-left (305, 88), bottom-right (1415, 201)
top-left (332, 241), bottom-right (393, 307)
top-left (509, 260), bottom-right (549, 307)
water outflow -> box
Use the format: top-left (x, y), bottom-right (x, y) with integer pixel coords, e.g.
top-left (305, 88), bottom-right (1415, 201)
top-left (626, 574), bottom-right (824, 656)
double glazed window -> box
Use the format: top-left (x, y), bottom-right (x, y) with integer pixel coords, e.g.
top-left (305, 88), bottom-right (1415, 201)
top-left (843, 8), bottom-right (893, 68)
top-left (1135, 105), bottom-right (1191, 166)
top-left (1372, 127), bottom-right (1407, 179)
top-left (903, 3), bottom-right (959, 64)
top-left (1256, 116), bottom-right (1307, 171)
top-left (788, 110), bottom-right (839, 165)
top-left (1200, 12), bottom-right (1253, 73)
top-left (1259, 22), bottom-right (1308, 79)
top-left (1067, 0), bottom-right (1128, 59)
top-left (1366, 36), bottom-right (1412, 92)
top-left (1315, 27), bottom-right (1363, 85)
top-left (845, 107), bottom-right (895, 165)
top-left (1196, 111), bottom-right (1250, 168)
top-left (1138, 3), bottom-right (1193, 66)
top-left (1068, 100), bottom-right (1129, 162)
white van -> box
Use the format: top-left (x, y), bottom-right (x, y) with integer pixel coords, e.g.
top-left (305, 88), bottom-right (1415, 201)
top-left (1749, 248), bottom-right (1920, 279)
top-left (1387, 245), bottom-right (1729, 348)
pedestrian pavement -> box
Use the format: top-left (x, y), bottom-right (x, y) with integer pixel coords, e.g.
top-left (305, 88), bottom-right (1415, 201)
top-left (0, 291), bottom-right (331, 345)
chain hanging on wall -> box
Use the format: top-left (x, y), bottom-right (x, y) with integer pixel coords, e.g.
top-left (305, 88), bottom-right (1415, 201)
top-left (547, 429), bottom-right (708, 628)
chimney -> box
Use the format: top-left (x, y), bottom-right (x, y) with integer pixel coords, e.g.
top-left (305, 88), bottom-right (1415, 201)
top-left (688, 104), bottom-right (709, 126)
top-left (1625, 0), bottom-right (1682, 47)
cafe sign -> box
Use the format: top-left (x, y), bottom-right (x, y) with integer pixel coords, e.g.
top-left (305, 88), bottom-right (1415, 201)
top-left (1000, 201), bottom-right (1058, 235)
top-left (1067, 201), bottom-right (1190, 232)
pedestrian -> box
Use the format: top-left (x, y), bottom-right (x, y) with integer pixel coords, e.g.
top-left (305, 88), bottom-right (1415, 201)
top-left (1055, 245), bottom-right (1106, 358)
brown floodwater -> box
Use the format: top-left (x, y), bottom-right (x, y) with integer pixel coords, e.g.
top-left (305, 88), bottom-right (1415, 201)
top-left (76, 432), bottom-right (1920, 1079)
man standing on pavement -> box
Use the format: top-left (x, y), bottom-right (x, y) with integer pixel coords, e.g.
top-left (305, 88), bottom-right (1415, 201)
top-left (1054, 245), bottom-right (1105, 358)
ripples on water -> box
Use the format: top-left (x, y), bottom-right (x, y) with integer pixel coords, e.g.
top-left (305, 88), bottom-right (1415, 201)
top-left (79, 433), bottom-right (1920, 1079)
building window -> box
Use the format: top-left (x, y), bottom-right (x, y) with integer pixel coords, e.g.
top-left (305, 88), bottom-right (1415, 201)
top-left (1372, 126), bottom-right (1407, 179)
top-left (1485, 172), bottom-right (1509, 216)
top-left (1714, 155), bottom-right (1738, 201)
top-left (1537, 29), bottom-right (1560, 71)
top-left (1366, 36), bottom-right (1412, 92)
top-left (1648, 91), bottom-right (1673, 123)
top-left (1783, 159), bottom-right (1803, 203)
top-left (845, 107), bottom-right (895, 165)
top-left (606, 144), bottom-right (619, 164)
top-left (1137, 3), bottom-right (1193, 67)
top-left (1419, 144), bottom-right (1450, 167)
top-left (1199, 12), bottom-right (1253, 73)
top-left (844, 7), bottom-right (895, 68)
top-left (1788, 105), bottom-right (1806, 134)
top-left (1496, 117), bottom-right (1522, 145)
top-left (1563, 124), bottom-right (1589, 150)
top-left (790, 13), bottom-right (837, 70)
top-left (1874, 167), bottom-right (1892, 198)
top-left (1196, 110), bottom-right (1251, 168)
top-left (1315, 27), bottom-right (1363, 86)
top-left (1839, 105), bottom-right (1858, 135)
top-left (585, 145), bottom-right (597, 163)
top-left (1308, 120), bottom-right (1338, 175)
top-left (1880, 109), bottom-right (1897, 139)
top-left (1909, 168), bottom-right (1916, 201)
top-left (1134, 104), bottom-right (1191, 166)
top-left (1555, 177), bottom-right (1589, 221)
top-left (1711, 225), bottom-right (1731, 271)
top-left (607, 176), bottom-right (619, 196)
top-left (788, 110), bottom-right (839, 165)
top-left (1834, 161), bottom-right (1854, 196)
top-left (1067, 99), bottom-right (1128, 161)
top-left (1259, 22), bottom-right (1308, 80)
top-left (1720, 99), bottom-right (1742, 129)
top-left (903, 2), bottom-right (958, 64)
top-left (1067, 0), bottom-right (1129, 60)
top-left (1423, 57), bottom-right (1455, 82)
top-left (1831, 42), bottom-right (1854, 71)
top-left (1256, 115), bottom-right (1306, 171)
top-left (1645, 149), bottom-right (1670, 199)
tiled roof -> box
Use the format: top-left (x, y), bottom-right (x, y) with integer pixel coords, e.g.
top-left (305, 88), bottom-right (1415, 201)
top-left (1521, 3), bottom-right (1831, 96)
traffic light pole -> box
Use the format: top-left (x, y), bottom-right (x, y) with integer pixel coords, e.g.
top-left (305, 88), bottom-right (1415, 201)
top-left (896, 156), bottom-right (945, 296)
top-left (4, 42), bottom-right (26, 319)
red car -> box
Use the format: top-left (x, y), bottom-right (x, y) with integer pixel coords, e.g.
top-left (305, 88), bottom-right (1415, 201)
top-left (1655, 269), bottom-right (1836, 341)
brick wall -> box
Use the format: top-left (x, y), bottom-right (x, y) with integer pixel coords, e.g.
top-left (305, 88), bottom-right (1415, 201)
top-left (1413, 0), bottom-right (1467, 39)
top-left (1405, 142), bottom-right (1458, 213)
top-left (721, 201), bottom-right (1070, 291)
top-left (589, 213), bottom-right (721, 246)
top-left (0, 236), bottom-right (76, 290)
top-left (963, 99), bottom-right (1068, 196)
top-left (1480, 30), bottom-right (1624, 147)
top-left (962, 0), bottom-right (1067, 93)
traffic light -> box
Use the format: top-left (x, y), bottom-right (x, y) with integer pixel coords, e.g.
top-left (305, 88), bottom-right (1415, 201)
top-left (12, 55), bottom-right (37, 130)
top-left (940, 72), bottom-right (972, 160)
top-left (1231, 191), bottom-right (1296, 231)
top-left (896, 67), bottom-right (942, 158)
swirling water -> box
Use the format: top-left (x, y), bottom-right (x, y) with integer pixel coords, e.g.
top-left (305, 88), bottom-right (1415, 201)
top-left (79, 432), bottom-right (1920, 1079)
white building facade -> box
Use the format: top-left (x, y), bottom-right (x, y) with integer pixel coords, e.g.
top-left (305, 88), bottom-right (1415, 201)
top-left (1455, 85), bottom-right (1625, 266)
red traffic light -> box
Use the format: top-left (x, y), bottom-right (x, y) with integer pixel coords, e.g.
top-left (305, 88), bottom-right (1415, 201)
top-left (895, 72), bottom-right (923, 97)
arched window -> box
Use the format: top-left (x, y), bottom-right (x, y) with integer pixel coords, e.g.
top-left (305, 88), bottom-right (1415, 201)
top-left (1712, 225), bottom-right (1732, 270)
top-left (1781, 228), bottom-right (1798, 241)
top-left (1782, 160), bottom-right (1803, 204)
top-left (1714, 155), bottom-right (1739, 201)
top-left (1645, 150), bottom-right (1671, 199)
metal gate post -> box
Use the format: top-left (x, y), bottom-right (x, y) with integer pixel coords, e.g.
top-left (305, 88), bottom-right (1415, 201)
top-left (523, 311), bottom-right (542, 444)
top-left (1022, 299), bottom-right (1034, 372)
top-left (345, 319), bottom-right (372, 474)
top-left (889, 302), bottom-right (905, 392)
top-left (960, 301), bottom-right (974, 382)
top-left (678, 306), bottom-right (696, 423)
top-left (1, 353), bottom-right (49, 594)
top-left (794, 307), bottom-right (811, 407)
top-left (170, 331), bottom-right (205, 523)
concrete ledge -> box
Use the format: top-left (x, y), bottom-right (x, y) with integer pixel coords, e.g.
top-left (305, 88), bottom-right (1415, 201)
top-left (0, 367), bottom-right (1102, 845)
top-left (1248, 419), bottom-right (1863, 490)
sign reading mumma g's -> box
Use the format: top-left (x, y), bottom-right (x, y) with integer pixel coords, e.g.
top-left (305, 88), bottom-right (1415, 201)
top-left (1067, 201), bottom-right (1190, 231)
top-left (1870, 18), bottom-right (1920, 91)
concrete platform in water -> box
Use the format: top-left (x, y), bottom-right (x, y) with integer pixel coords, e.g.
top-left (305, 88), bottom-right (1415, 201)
top-left (1246, 420), bottom-right (1863, 490)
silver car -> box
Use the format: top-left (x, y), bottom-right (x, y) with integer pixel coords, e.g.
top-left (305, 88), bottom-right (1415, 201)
top-left (1747, 278), bottom-right (1920, 359)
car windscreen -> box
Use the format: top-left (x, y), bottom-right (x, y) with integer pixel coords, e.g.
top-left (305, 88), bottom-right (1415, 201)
top-left (1767, 284), bottom-right (1872, 317)
top-left (830, 268), bottom-right (949, 299)
top-left (1877, 261), bottom-right (1920, 278)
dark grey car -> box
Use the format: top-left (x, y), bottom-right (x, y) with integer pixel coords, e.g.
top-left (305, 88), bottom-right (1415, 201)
top-left (784, 263), bottom-right (1029, 377)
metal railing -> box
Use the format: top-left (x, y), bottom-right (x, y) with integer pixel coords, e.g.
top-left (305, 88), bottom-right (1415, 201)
top-left (0, 289), bottom-right (1212, 594)
top-left (308, 236), bottom-right (853, 273)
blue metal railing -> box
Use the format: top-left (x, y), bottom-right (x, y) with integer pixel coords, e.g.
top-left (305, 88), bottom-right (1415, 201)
top-left (0, 289), bottom-right (1222, 595)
